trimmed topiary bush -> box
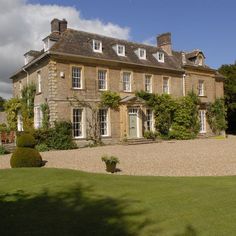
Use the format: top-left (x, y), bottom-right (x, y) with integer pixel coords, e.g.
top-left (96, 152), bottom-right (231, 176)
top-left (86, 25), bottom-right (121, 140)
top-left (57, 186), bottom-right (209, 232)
top-left (10, 147), bottom-right (42, 168)
top-left (17, 133), bottom-right (36, 148)
top-left (10, 133), bottom-right (42, 168)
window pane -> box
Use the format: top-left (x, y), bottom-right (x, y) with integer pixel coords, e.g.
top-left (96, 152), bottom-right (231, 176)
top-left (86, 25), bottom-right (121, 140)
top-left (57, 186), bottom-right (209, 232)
top-left (146, 109), bottom-right (153, 131)
top-left (73, 109), bottom-right (82, 137)
top-left (99, 109), bottom-right (108, 136)
top-left (123, 72), bottom-right (131, 92)
top-left (98, 70), bottom-right (107, 90)
top-left (145, 75), bottom-right (151, 93)
top-left (72, 67), bottom-right (81, 88)
top-left (163, 77), bottom-right (169, 94)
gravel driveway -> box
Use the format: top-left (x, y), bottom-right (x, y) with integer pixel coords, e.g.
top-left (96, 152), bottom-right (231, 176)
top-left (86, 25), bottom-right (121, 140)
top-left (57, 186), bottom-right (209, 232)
top-left (1, 136), bottom-right (236, 176)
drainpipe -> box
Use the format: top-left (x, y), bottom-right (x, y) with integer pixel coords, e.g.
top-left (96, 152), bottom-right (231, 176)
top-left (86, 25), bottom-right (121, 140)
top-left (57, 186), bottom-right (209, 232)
top-left (182, 73), bottom-right (186, 96)
top-left (22, 68), bottom-right (29, 86)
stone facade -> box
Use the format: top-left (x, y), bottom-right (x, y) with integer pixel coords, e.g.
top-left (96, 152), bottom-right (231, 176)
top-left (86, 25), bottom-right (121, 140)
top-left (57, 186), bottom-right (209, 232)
top-left (10, 19), bottom-right (224, 145)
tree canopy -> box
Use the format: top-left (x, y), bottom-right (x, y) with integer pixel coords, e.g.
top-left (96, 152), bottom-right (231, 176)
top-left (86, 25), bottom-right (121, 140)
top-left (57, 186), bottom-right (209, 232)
top-left (0, 96), bottom-right (5, 111)
top-left (218, 63), bottom-right (236, 133)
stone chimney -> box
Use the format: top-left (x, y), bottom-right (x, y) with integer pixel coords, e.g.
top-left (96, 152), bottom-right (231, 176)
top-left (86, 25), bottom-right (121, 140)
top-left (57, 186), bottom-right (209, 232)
top-left (157, 32), bottom-right (172, 56)
top-left (51, 18), bottom-right (67, 34)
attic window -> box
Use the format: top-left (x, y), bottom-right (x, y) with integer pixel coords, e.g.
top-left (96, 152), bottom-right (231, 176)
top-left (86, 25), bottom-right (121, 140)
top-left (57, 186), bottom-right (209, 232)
top-left (198, 56), bottom-right (204, 66)
top-left (139, 48), bottom-right (146, 60)
top-left (93, 40), bottom-right (102, 53)
top-left (117, 45), bottom-right (125, 56)
top-left (157, 52), bottom-right (164, 63)
top-left (43, 37), bottom-right (56, 52)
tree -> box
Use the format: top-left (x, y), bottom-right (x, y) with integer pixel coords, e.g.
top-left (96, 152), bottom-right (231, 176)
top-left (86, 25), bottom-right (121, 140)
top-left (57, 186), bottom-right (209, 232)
top-left (0, 96), bottom-right (5, 111)
top-left (218, 63), bottom-right (236, 133)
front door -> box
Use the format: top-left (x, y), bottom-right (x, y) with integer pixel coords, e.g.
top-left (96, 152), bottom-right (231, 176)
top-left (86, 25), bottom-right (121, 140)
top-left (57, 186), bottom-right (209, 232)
top-left (129, 108), bottom-right (138, 138)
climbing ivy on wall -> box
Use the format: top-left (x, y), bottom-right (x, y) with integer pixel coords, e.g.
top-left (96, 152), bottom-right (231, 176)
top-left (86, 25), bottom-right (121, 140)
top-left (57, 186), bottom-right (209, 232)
top-left (40, 103), bottom-right (50, 129)
top-left (136, 91), bottom-right (201, 139)
top-left (206, 98), bottom-right (227, 135)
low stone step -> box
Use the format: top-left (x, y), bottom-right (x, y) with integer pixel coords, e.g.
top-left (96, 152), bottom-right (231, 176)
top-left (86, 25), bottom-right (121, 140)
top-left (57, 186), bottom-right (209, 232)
top-left (122, 138), bottom-right (160, 145)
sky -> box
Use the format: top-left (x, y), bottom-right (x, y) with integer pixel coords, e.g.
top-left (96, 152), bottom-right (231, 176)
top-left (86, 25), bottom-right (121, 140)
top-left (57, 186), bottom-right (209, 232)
top-left (0, 0), bottom-right (236, 99)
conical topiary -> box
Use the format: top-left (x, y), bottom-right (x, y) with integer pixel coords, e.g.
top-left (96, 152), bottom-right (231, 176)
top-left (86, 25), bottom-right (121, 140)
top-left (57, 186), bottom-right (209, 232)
top-left (10, 133), bottom-right (42, 168)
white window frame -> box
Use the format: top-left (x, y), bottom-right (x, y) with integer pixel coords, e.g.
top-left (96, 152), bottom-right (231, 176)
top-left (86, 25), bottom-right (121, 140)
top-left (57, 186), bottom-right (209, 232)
top-left (37, 71), bottom-right (42, 93)
top-left (99, 109), bottom-right (109, 137)
top-left (72, 67), bottom-right (82, 89)
top-left (122, 71), bottom-right (132, 92)
top-left (144, 74), bottom-right (152, 93)
top-left (17, 111), bottom-right (23, 131)
top-left (157, 52), bottom-right (165, 63)
top-left (117, 44), bottom-right (125, 56)
top-left (146, 109), bottom-right (154, 131)
top-left (198, 80), bottom-right (204, 96)
top-left (93, 39), bottom-right (102, 53)
top-left (139, 48), bottom-right (146, 60)
top-left (162, 77), bottom-right (170, 94)
top-left (199, 110), bottom-right (206, 133)
top-left (98, 69), bottom-right (107, 91)
top-left (72, 108), bottom-right (84, 138)
top-left (34, 106), bottom-right (43, 129)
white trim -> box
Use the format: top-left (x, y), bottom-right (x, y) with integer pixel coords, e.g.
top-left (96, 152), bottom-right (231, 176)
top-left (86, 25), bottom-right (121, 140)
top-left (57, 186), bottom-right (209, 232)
top-left (92, 39), bottom-right (102, 53)
top-left (98, 69), bottom-right (108, 91)
top-left (122, 71), bottom-right (132, 92)
top-left (72, 66), bottom-right (83, 89)
top-left (37, 71), bottom-right (42, 93)
top-left (162, 76), bottom-right (170, 94)
top-left (199, 110), bottom-right (206, 133)
top-left (116, 44), bottom-right (125, 57)
top-left (99, 108), bottom-right (110, 137)
top-left (34, 105), bottom-right (43, 129)
top-left (138, 48), bottom-right (146, 60)
top-left (182, 74), bottom-right (186, 96)
top-left (144, 74), bottom-right (152, 93)
top-left (198, 80), bottom-right (205, 96)
top-left (72, 108), bottom-right (85, 139)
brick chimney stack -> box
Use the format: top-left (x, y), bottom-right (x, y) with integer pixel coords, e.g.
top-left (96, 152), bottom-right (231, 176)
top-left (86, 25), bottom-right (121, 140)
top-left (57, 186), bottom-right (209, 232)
top-left (51, 18), bottom-right (67, 34)
top-left (157, 32), bottom-right (172, 56)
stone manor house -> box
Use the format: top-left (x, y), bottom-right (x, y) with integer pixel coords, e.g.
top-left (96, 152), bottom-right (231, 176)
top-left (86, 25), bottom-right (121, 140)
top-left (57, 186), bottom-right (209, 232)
top-left (10, 19), bottom-right (224, 145)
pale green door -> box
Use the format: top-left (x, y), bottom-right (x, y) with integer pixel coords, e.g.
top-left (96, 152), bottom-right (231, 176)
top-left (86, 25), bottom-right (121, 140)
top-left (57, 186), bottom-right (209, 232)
top-left (129, 109), bottom-right (138, 138)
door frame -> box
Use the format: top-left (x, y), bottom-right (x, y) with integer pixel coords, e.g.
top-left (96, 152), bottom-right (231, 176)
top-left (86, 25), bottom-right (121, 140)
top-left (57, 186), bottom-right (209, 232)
top-left (128, 107), bottom-right (140, 138)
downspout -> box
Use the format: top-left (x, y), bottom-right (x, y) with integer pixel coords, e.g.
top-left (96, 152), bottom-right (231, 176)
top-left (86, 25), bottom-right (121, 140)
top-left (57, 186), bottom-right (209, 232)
top-left (22, 68), bottom-right (29, 86)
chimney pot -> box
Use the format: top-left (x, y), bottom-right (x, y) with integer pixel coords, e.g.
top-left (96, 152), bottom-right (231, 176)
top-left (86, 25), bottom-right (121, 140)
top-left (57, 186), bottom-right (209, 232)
top-left (50, 18), bottom-right (67, 34)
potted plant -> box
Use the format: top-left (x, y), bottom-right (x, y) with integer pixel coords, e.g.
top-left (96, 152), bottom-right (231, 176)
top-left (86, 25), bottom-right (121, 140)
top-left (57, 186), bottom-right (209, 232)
top-left (101, 155), bottom-right (119, 173)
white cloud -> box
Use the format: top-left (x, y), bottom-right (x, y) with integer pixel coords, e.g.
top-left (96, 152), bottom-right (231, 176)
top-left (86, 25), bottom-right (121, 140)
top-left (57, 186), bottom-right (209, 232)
top-left (142, 36), bottom-right (156, 46)
top-left (0, 0), bottom-right (130, 99)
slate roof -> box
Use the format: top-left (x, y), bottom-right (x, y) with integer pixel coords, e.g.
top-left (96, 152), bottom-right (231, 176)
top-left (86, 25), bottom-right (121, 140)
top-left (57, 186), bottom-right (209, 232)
top-left (49, 29), bottom-right (183, 71)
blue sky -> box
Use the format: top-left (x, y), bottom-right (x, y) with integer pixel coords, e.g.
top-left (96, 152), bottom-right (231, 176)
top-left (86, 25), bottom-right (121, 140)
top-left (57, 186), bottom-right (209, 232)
top-left (0, 0), bottom-right (235, 98)
top-left (28, 0), bottom-right (236, 69)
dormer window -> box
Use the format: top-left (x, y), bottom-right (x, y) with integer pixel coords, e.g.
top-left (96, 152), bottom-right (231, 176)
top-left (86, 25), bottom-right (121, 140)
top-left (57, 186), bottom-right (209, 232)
top-left (117, 44), bottom-right (125, 56)
top-left (43, 37), bottom-right (56, 52)
top-left (198, 55), bottom-right (204, 66)
top-left (157, 52), bottom-right (165, 62)
top-left (93, 40), bottom-right (102, 53)
top-left (139, 48), bottom-right (146, 60)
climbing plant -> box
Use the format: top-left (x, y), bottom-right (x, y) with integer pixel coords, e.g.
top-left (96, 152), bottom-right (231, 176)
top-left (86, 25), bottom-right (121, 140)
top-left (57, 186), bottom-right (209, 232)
top-left (206, 98), bottom-right (227, 135)
top-left (4, 98), bottom-right (22, 130)
top-left (137, 91), bottom-right (201, 139)
top-left (100, 91), bottom-right (121, 110)
top-left (41, 103), bottom-right (50, 129)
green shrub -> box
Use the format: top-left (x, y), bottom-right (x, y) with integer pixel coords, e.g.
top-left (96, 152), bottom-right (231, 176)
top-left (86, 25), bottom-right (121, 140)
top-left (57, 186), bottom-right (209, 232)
top-left (35, 143), bottom-right (50, 152)
top-left (0, 146), bottom-right (8, 155)
top-left (143, 130), bottom-right (159, 140)
top-left (101, 155), bottom-right (119, 165)
top-left (17, 133), bottom-right (36, 148)
top-left (34, 121), bottom-right (77, 150)
top-left (10, 147), bottom-right (42, 168)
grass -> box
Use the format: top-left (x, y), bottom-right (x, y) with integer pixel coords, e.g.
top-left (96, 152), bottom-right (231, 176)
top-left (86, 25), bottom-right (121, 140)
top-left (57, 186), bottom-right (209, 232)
top-left (1, 169), bottom-right (236, 235)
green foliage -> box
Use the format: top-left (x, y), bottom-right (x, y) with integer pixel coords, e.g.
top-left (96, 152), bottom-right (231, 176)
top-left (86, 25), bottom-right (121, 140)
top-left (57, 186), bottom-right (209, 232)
top-left (0, 146), bottom-right (9, 155)
top-left (137, 91), bottom-right (200, 139)
top-left (10, 147), bottom-right (42, 168)
top-left (34, 121), bottom-right (77, 150)
top-left (101, 155), bottom-right (119, 164)
top-left (218, 63), bottom-right (236, 133)
top-left (21, 83), bottom-right (36, 119)
top-left (40, 103), bottom-right (50, 129)
top-left (35, 143), bottom-right (50, 152)
top-left (143, 130), bottom-right (159, 140)
top-left (4, 98), bottom-right (22, 130)
top-left (207, 98), bottom-right (227, 134)
top-left (100, 91), bottom-right (121, 110)
top-left (137, 91), bottom-right (176, 135)
top-left (16, 133), bottom-right (36, 148)
top-left (170, 93), bottom-right (200, 139)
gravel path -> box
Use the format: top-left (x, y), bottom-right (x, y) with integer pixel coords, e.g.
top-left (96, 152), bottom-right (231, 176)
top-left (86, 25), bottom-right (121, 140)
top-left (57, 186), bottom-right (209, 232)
top-left (1, 136), bottom-right (236, 176)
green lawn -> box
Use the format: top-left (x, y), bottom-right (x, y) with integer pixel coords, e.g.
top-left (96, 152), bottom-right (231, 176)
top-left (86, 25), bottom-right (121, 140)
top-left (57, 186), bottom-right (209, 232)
top-left (1, 169), bottom-right (236, 235)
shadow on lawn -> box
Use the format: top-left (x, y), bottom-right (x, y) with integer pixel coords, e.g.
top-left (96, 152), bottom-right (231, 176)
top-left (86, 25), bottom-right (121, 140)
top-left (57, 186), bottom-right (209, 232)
top-left (0, 184), bottom-right (151, 236)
